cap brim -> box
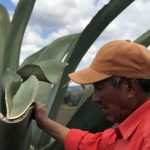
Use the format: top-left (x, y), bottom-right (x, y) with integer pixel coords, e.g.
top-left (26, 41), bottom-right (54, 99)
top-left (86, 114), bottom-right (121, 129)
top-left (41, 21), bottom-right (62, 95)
top-left (68, 67), bottom-right (112, 84)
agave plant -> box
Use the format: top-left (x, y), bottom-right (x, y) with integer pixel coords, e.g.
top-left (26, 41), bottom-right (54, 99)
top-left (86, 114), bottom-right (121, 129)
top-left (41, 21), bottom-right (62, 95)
top-left (0, 0), bottom-right (79, 149)
top-left (0, 0), bottom-right (150, 150)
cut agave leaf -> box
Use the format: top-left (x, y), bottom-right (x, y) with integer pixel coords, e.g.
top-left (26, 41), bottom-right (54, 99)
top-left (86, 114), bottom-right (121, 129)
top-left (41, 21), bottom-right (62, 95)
top-left (2, 69), bottom-right (23, 89)
top-left (18, 60), bottom-right (67, 83)
top-left (1, 69), bottom-right (23, 115)
top-left (18, 34), bottom-right (80, 83)
top-left (6, 75), bottom-right (39, 119)
top-left (0, 107), bottom-right (33, 150)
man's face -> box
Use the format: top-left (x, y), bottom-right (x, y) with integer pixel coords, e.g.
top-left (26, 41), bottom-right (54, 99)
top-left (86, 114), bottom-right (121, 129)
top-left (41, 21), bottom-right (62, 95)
top-left (92, 79), bottom-right (138, 123)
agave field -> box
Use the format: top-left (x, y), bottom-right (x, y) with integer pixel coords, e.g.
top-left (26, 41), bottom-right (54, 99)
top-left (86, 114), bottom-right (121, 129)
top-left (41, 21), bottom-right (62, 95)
top-left (0, 0), bottom-right (150, 149)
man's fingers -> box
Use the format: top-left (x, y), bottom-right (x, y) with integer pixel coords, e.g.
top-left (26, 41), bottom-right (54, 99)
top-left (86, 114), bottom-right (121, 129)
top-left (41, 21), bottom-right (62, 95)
top-left (32, 102), bottom-right (47, 108)
top-left (32, 102), bottom-right (47, 120)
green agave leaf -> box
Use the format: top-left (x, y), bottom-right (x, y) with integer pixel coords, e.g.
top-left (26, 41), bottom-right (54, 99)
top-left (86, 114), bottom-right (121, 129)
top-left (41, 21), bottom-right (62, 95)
top-left (6, 75), bottom-right (39, 119)
top-left (2, 69), bottom-right (23, 89)
top-left (0, 4), bottom-right (10, 76)
top-left (18, 34), bottom-right (80, 83)
top-left (3, 0), bottom-right (36, 72)
top-left (67, 0), bottom-right (135, 66)
top-left (18, 60), bottom-right (67, 83)
top-left (0, 107), bottom-right (33, 150)
top-left (134, 29), bottom-right (150, 46)
top-left (20, 34), bottom-right (80, 67)
top-left (20, 48), bottom-right (44, 66)
top-left (1, 69), bottom-right (23, 115)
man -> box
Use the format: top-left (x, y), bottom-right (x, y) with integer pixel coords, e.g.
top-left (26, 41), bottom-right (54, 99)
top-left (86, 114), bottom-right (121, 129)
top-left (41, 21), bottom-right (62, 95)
top-left (34, 40), bottom-right (150, 150)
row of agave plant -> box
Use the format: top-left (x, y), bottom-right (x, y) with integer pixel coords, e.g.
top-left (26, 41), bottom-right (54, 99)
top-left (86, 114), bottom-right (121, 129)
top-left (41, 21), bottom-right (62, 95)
top-left (0, 0), bottom-right (150, 150)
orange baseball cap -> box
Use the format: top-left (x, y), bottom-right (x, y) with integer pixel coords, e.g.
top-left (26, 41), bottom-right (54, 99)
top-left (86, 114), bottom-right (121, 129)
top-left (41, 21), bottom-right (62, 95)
top-left (69, 40), bottom-right (150, 84)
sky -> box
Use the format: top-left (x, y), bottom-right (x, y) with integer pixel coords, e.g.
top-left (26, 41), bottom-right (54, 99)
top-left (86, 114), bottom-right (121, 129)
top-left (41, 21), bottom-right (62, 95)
top-left (0, 0), bottom-right (150, 72)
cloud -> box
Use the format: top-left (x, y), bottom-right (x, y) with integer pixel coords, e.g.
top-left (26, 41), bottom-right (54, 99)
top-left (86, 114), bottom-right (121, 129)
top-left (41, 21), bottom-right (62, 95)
top-left (10, 0), bottom-right (150, 69)
top-left (31, 0), bottom-right (107, 29)
top-left (20, 44), bottom-right (40, 64)
top-left (103, 0), bottom-right (150, 40)
top-left (11, 0), bottom-right (18, 5)
top-left (22, 26), bottom-right (44, 46)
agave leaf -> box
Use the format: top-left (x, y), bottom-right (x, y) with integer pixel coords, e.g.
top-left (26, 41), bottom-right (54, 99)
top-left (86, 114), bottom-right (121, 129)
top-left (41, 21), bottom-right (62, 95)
top-left (18, 60), bottom-right (67, 83)
top-left (20, 48), bottom-right (44, 66)
top-left (21, 34), bottom-right (80, 66)
top-left (2, 69), bottom-right (23, 89)
top-left (68, 0), bottom-right (135, 65)
top-left (18, 34), bottom-right (80, 83)
top-left (3, 0), bottom-right (36, 72)
top-left (0, 69), bottom-right (23, 115)
top-left (134, 29), bottom-right (150, 46)
top-left (0, 4), bottom-right (10, 76)
top-left (0, 107), bottom-right (33, 150)
top-left (5, 75), bottom-right (39, 119)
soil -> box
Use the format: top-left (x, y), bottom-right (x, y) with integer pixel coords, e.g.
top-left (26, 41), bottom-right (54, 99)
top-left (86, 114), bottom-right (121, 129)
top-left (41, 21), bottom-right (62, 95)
top-left (56, 103), bottom-right (76, 125)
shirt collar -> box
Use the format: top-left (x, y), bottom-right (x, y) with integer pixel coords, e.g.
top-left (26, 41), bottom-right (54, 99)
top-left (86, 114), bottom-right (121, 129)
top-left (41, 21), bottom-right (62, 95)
top-left (118, 99), bottom-right (150, 140)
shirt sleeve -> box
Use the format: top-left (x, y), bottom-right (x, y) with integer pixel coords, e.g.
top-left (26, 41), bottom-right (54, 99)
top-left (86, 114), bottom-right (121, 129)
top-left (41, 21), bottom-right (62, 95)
top-left (64, 128), bottom-right (117, 150)
top-left (64, 129), bottom-right (89, 150)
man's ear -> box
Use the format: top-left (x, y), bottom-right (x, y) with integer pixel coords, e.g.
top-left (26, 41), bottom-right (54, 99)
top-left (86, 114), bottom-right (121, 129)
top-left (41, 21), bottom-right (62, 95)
top-left (125, 78), bottom-right (140, 99)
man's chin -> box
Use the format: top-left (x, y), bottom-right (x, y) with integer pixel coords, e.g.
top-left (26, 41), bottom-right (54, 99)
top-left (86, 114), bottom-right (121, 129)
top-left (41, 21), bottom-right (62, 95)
top-left (106, 115), bottom-right (115, 122)
top-left (101, 110), bottom-right (117, 122)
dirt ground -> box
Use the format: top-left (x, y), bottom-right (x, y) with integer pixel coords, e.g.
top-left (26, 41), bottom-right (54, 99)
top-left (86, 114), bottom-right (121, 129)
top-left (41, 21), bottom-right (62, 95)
top-left (56, 103), bottom-right (76, 125)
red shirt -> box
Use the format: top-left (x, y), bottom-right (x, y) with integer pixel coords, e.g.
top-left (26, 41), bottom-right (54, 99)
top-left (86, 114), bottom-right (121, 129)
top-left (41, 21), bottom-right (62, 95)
top-left (65, 99), bottom-right (150, 150)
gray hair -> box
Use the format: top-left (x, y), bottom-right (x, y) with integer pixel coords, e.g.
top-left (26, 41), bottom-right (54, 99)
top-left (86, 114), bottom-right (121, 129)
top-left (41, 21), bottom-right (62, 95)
top-left (107, 76), bottom-right (125, 88)
top-left (108, 76), bottom-right (150, 92)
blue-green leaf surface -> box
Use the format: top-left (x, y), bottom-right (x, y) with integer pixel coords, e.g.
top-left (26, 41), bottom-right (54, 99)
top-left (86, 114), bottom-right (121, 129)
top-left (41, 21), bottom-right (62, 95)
top-left (18, 34), bottom-right (80, 83)
top-left (0, 4), bottom-right (10, 76)
top-left (5, 75), bottom-right (39, 119)
top-left (3, 0), bottom-right (36, 72)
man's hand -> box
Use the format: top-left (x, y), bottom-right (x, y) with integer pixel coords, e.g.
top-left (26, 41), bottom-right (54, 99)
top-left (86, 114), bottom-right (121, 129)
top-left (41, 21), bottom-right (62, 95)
top-left (33, 102), bottom-right (49, 129)
top-left (33, 102), bottom-right (70, 143)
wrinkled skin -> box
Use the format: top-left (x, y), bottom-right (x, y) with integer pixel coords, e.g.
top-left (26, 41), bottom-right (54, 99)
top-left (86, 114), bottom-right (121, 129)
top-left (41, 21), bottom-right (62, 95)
top-left (92, 78), bottom-right (146, 123)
